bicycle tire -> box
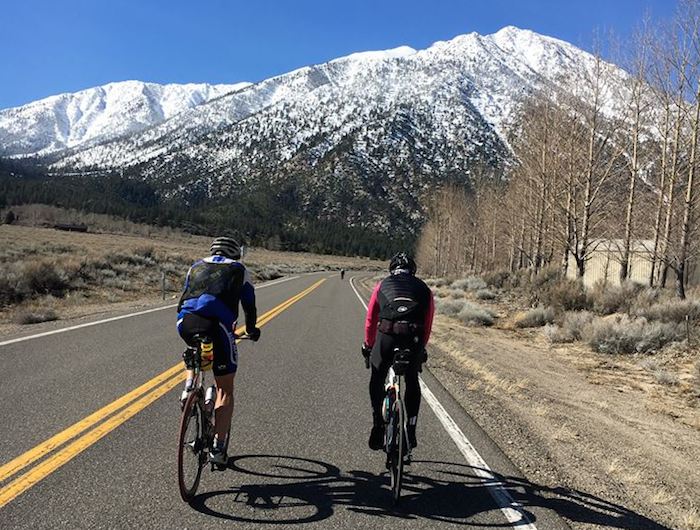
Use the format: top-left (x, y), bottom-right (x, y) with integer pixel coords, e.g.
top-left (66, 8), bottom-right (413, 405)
top-left (389, 399), bottom-right (405, 504)
top-left (177, 389), bottom-right (206, 502)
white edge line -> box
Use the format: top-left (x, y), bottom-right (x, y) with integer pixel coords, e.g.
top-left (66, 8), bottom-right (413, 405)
top-left (350, 275), bottom-right (537, 529)
top-left (0, 274), bottom-right (303, 348)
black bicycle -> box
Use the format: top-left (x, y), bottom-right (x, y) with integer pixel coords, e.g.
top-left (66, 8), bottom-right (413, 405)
top-left (382, 348), bottom-right (413, 504)
top-left (177, 333), bottom-right (250, 502)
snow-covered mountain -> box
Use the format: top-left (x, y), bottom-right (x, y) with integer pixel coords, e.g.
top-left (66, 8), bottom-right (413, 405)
top-left (0, 80), bottom-right (250, 157)
top-left (0, 26), bottom-right (630, 238)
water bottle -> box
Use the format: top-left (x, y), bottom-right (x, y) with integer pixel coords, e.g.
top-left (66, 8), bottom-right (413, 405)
top-left (201, 340), bottom-right (214, 370)
top-left (204, 385), bottom-right (216, 416)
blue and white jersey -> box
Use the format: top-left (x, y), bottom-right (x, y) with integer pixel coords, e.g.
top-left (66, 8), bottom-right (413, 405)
top-left (177, 255), bottom-right (256, 329)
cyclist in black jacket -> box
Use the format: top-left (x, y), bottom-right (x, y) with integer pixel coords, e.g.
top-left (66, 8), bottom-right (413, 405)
top-left (362, 253), bottom-right (434, 451)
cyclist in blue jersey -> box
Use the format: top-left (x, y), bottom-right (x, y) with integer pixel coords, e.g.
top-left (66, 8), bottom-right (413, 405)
top-left (176, 236), bottom-right (261, 465)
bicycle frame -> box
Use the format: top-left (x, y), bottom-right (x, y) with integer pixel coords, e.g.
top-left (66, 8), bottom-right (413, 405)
top-left (385, 365), bottom-right (410, 458)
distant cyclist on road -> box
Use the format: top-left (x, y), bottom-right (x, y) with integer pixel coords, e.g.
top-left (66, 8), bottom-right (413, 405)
top-left (176, 236), bottom-right (261, 465)
top-left (362, 252), bottom-right (434, 451)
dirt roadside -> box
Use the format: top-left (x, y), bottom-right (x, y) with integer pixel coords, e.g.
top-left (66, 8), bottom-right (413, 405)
top-left (355, 275), bottom-right (699, 530)
top-left (427, 318), bottom-right (699, 530)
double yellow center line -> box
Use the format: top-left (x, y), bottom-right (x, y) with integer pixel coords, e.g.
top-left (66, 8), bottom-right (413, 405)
top-left (0, 278), bottom-right (326, 507)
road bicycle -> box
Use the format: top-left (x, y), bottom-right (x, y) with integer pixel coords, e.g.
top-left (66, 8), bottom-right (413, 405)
top-left (177, 333), bottom-right (250, 502)
top-left (371, 348), bottom-right (414, 504)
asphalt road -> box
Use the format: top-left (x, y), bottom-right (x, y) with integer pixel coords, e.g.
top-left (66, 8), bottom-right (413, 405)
top-left (0, 272), bottom-right (570, 529)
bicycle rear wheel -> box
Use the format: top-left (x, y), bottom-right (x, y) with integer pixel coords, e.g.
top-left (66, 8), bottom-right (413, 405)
top-left (177, 390), bottom-right (206, 502)
top-left (389, 399), bottom-right (406, 504)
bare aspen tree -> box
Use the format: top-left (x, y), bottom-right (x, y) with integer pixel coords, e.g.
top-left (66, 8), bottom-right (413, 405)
top-left (649, 49), bottom-right (674, 286)
top-left (657, 14), bottom-right (693, 288)
top-left (620, 27), bottom-right (651, 282)
top-left (673, 1), bottom-right (700, 298)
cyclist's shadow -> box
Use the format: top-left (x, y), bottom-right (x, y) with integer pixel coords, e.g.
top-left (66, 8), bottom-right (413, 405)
top-left (188, 454), bottom-right (672, 529)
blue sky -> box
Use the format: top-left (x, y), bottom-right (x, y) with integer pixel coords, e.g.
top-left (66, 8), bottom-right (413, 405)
top-left (1, 0), bottom-right (677, 109)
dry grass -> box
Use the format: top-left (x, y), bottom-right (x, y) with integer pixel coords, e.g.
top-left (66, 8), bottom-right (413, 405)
top-left (606, 457), bottom-right (621, 474)
top-left (514, 306), bottom-right (555, 328)
top-left (650, 489), bottom-right (675, 505)
top-left (653, 369), bottom-right (680, 386)
top-left (679, 508), bottom-right (700, 530)
top-left (534, 404), bottom-right (549, 417)
top-left (552, 424), bottom-right (577, 442)
top-left (432, 335), bottom-right (525, 396)
top-left (14, 309), bottom-right (58, 325)
top-left (0, 225), bottom-right (382, 327)
top-left (622, 469), bottom-right (643, 485)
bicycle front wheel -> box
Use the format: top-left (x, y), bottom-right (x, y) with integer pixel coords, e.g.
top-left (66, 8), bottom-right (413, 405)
top-left (389, 399), bottom-right (406, 504)
top-left (177, 390), bottom-right (206, 502)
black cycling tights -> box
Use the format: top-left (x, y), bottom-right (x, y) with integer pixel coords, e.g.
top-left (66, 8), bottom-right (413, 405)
top-left (369, 364), bottom-right (421, 421)
top-left (369, 333), bottom-right (422, 422)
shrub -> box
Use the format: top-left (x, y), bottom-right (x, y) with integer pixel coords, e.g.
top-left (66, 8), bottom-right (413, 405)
top-left (582, 315), bottom-right (683, 354)
top-left (436, 299), bottom-right (466, 316)
top-left (448, 289), bottom-right (466, 299)
top-left (433, 288), bottom-right (450, 299)
top-left (544, 311), bottom-right (594, 343)
top-left (476, 289), bottom-right (497, 300)
top-left (15, 310), bottom-right (59, 325)
top-left (19, 262), bottom-right (72, 297)
top-left (104, 251), bottom-right (155, 267)
top-left (0, 265), bottom-right (26, 306)
top-left (653, 370), bottom-right (679, 386)
top-left (426, 278), bottom-right (450, 288)
top-left (483, 270), bottom-right (511, 289)
top-left (637, 300), bottom-right (700, 324)
top-left (590, 281), bottom-right (645, 315)
top-left (134, 246), bottom-right (156, 259)
top-left (536, 279), bottom-right (591, 312)
top-left (630, 288), bottom-right (662, 312)
top-left (452, 276), bottom-right (487, 291)
top-left (456, 302), bottom-right (495, 326)
top-left (256, 266), bottom-right (282, 281)
top-left (531, 267), bottom-right (561, 289)
top-left (102, 277), bottom-right (137, 291)
top-left (4, 210), bottom-right (16, 224)
top-left (514, 306), bottom-right (555, 328)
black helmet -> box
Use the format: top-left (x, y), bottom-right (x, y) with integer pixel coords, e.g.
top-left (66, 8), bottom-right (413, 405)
top-left (389, 252), bottom-right (417, 275)
top-left (210, 236), bottom-right (241, 259)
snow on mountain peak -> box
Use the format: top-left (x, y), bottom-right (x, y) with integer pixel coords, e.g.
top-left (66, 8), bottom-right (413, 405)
top-left (1, 26), bottom-right (625, 170)
top-left (0, 80), bottom-right (249, 157)
top-left (330, 45), bottom-right (418, 64)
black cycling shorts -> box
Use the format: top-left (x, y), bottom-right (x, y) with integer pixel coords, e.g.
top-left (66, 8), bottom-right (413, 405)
top-left (177, 312), bottom-right (238, 375)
